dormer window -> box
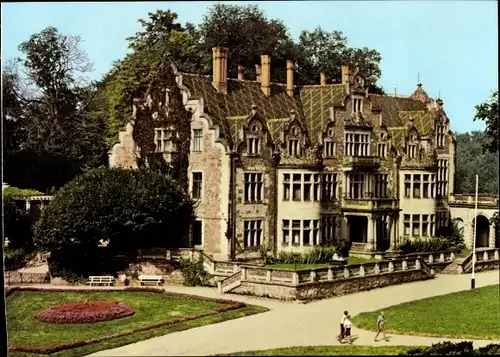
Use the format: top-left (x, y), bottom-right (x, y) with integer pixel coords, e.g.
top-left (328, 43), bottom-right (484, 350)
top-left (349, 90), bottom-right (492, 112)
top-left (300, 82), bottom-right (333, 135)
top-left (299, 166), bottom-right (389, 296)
top-left (353, 98), bottom-right (363, 113)
top-left (247, 123), bottom-right (262, 155)
top-left (288, 139), bottom-right (300, 156)
top-left (407, 133), bottom-right (418, 159)
top-left (324, 140), bottom-right (336, 157)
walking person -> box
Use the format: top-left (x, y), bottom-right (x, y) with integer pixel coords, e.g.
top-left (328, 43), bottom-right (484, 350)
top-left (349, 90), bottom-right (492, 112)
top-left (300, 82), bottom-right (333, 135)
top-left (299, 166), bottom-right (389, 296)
top-left (344, 315), bottom-right (353, 344)
top-left (374, 311), bottom-right (388, 342)
top-left (338, 310), bottom-right (348, 342)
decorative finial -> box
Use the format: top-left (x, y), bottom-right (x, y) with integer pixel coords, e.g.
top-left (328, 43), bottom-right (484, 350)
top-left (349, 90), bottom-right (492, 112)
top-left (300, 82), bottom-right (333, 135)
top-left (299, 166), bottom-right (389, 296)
top-left (417, 73), bottom-right (422, 86)
top-left (251, 104), bottom-right (257, 111)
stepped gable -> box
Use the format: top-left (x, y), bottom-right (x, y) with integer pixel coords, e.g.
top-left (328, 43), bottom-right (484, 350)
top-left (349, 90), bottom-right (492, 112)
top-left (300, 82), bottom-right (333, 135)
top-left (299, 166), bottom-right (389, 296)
top-left (180, 73), bottom-right (304, 147)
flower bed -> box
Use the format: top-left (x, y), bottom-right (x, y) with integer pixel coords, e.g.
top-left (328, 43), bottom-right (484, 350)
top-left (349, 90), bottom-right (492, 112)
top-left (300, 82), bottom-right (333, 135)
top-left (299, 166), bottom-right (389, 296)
top-left (7, 287), bottom-right (247, 354)
top-left (36, 301), bottom-right (135, 324)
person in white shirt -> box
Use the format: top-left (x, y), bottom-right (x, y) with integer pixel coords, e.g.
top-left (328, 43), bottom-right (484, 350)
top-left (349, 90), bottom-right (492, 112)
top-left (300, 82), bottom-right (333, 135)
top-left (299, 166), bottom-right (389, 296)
top-left (338, 310), bottom-right (348, 341)
top-left (344, 315), bottom-right (353, 344)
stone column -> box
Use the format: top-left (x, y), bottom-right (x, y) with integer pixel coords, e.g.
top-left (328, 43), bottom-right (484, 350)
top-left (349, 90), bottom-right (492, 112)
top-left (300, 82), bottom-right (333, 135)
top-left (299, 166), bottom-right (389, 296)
top-left (489, 222), bottom-right (496, 248)
top-left (368, 215), bottom-right (376, 250)
top-left (466, 220), bottom-right (474, 249)
top-left (389, 214), bottom-right (397, 250)
top-left (25, 199), bottom-right (31, 214)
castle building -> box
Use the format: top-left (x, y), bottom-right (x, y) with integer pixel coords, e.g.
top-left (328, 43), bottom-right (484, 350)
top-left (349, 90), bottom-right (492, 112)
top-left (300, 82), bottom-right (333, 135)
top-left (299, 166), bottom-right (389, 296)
top-left (110, 47), bottom-right (458, 261)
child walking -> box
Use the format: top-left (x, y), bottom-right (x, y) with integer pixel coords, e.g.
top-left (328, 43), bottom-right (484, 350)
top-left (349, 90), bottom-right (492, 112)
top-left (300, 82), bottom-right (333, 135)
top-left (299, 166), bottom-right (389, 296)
top-left (374, 311), bottom-right (388, 342)
top-left (338, 310), bottom-right (348, 342)
top-left (344, 314), bottom-right (353, 344)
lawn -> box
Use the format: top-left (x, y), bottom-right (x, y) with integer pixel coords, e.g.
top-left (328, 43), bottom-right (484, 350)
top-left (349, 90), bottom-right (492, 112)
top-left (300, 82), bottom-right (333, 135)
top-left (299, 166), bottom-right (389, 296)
top-left (352, 285), bottom-right (500, 340)
top-left (457, 248), bottom-right (472, 258)
top-left (7, 290), bottom-right (267, 357)
top-left (220, 345), bottom-right (414, 356)
top-left (265, 257), bottom-right (381, 270)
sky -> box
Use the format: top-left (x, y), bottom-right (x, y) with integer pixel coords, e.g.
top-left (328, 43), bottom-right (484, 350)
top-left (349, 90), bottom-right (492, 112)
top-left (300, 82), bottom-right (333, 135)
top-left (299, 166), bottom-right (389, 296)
top-left (2, 1), bottom-right (498, 133)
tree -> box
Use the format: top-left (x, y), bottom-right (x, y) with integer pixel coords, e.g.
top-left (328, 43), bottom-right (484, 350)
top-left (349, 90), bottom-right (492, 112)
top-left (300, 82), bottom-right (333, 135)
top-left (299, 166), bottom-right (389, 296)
top-left (3, 27), bottom-right (108, 192)
top-left (33, 167), bottom-right (195, 279)
top-left (474, 90), bottom-right (499, 154)
top-left (454, 131), bottom-right (499, 195)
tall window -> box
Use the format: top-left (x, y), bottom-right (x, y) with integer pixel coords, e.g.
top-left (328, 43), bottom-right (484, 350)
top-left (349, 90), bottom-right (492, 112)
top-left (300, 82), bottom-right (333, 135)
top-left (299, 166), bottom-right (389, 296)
top-left (303, 174), bottom-right (312, 201)
top-left (282, 219), bottom-right (320, 246)
top-left (321, 216), bottom-right (336, 244)
top-left (244, 220), bottom-right (263, 248)
top-left (404, 174), bottom-right (411, 198)
top-left (348, 173), bottom-right (365, 199)
top-left (431, 174), bottom-right (436, 198)
top-left (247, 137), bottom-right (261, 155)
top-left (292, 174), bottom-right (302, 201)
top-left (423, 174), bottom-right (430, 198)
top-left (378, 143), bottom-right (387, 158)
top-left (192, 220), bottom-right (202, 246)
top-left (345, 132), bottom-right (370, 156)
top-left (437, 159), bottom-right (448, 197)
top-left (353, 98), bottom-right (363, 113)
top-left (322, 173), bottom-right (338, 201)
top-left (244, 173), bottom-right (264, 203)
top-left (324, 140), bottom-right (336, 157)
top-left (192, 172), bottom-right (203, 199)
top-left (303, 174), bottom-right (320, 201)
top-left (283, 174), bottom-right (291, 200)
top-left (288, 139), bottom-right (300, 156)
top-left (404, 214), bottom-right (411, 236)
top-left (192, 129), bottom-right (203, 152)
top-left (422, 215), bottom-right (429, 237)
top-left (436, 125), bottom-right (445, 147)
top-left (407, 143), bottom-right (417, 159)
top-left (430, 214), bottom-right (436, 236)
top-left (155, 128), bottom-right (172, 152)
top-left (412, 214), bottom-right (420, 236)
top-left (374, 174), bottom-right (388, 198)
top-left (413, 174), bottom-right (421, 198)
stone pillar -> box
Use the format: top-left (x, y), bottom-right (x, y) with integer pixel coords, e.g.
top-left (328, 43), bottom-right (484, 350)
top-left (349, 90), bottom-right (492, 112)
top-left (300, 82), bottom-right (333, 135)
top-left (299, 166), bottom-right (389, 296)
top-left (489, 223), bottom-right (496, 248)
top-left (389, 214), bottom-right (398, 250)
top-left (466, 220), bottom-right (474, 249)
top-left (368, 215), bottom-right (376, 250)
top-left (25, 199), bottom-right (31, 214)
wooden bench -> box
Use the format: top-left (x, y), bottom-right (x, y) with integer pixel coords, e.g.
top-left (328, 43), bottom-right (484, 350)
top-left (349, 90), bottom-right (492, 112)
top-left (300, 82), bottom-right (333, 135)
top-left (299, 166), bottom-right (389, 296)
top-left (139, 275), bottom-right (164, 286)
top-left (88, 276), bottom-right (115, 286)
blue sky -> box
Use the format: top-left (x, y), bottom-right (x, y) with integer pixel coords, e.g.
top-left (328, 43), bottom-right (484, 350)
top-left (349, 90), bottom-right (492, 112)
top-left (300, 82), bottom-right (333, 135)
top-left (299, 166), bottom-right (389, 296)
top-left (2, 1), bottom-right (498, 133)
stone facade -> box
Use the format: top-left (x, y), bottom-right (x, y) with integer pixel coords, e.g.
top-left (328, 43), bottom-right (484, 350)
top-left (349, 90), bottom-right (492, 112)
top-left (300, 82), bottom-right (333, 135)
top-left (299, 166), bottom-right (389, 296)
top-left (109, 47), bottom-right (468, 260)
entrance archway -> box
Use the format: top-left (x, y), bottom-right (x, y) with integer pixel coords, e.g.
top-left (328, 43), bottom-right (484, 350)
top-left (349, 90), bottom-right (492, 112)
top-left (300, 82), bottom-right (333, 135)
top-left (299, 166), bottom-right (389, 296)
top-left (347, 216), bottom-right (368, 243)
top-left (473, 215), bottom-right (490, 248)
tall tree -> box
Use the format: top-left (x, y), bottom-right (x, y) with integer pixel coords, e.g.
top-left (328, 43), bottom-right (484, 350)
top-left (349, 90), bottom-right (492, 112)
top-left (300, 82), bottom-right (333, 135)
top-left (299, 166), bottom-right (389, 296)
top-left (3, 27), bottom-right (108, 191)
top-left (474, 90), bottom-right (499, 154)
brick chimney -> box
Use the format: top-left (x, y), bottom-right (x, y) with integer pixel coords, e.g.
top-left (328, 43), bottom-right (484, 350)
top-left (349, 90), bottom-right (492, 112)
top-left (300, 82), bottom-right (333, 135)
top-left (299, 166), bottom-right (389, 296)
top-left (341, 65), bottom-right (350, 85)
top-left (255, 64), bottom-right (261, 83)
top-left (320, 71), bottom-right (327, 86)
top-left (238, 65), bottom-right (244, 80)
top-left (212, 47), bottom-right (228, 94)
top-left (286, 60), bottom-right (294, 97)
top-left (260, 55), bottom-right (271, 96)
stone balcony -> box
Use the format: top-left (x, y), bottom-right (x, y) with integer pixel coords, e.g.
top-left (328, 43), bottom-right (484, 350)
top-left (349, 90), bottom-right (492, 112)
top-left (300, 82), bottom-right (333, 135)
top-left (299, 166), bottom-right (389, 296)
top-left (343, 155), bottom-right (381, 170)
top-left (449, 194), bottom-right (498, 207)
top-left (342, 196), bottom-right (399, 211)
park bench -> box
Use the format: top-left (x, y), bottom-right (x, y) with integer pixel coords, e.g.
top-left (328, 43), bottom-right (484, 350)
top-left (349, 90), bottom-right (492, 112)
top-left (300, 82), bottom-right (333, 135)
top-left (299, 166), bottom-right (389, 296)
top-left (139, 275), bottom-right (164, 286)
top-left (87, 276), bottom-right (115, 286)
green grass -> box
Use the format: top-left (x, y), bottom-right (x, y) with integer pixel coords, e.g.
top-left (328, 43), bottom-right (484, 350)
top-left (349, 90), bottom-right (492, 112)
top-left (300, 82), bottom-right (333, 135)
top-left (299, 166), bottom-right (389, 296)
top-left (219, 345), bottom-right (414, 356)
top-left (7, 291), bottom-right (268, 357)
top-left (265, 257), bottom-right (381, 271)
top-left (352, 285), bottom-right (500, 340)
top-left (457, 248), bottom-right (472, 258)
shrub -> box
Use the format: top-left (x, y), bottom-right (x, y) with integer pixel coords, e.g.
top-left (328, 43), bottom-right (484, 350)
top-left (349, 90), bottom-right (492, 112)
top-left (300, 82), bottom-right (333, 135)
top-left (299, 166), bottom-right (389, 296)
top-left (399, 237), bottom-right (452, 254)
top-left (404, 341), bottom-right (475, 355)
top-left (36, 301), bottom-right (135, 324)
top-left (179, 257), bottom-right (210, 286)
top-left (33, 167), bottom-right (195, 281)
top-left (264, 246), bottom-right (338, 265)
top-left (478, 344), bottom-right (500, 355)
top-left (4, 248), bottom-right (34, 271)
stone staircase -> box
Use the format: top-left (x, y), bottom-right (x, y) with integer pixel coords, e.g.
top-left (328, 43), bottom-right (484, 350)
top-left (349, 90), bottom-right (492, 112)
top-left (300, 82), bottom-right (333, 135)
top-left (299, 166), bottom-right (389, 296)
top-left (440, 257), bottom-right (465, 274)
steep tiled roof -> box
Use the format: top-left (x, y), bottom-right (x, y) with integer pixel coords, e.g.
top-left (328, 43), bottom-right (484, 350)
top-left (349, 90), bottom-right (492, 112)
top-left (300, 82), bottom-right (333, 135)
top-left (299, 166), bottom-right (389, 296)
top-left (180, 72), bottom-right (436, 149)
top-left (369, 95), bottom-right (427, 127)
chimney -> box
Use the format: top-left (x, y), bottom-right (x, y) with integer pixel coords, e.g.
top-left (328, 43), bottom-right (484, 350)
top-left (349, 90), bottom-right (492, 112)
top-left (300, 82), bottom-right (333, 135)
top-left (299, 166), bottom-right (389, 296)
top-left (320, 72), bottom-right (327, 86)
top-left (286, 60), bottom-right (294, 97)
top-left (341, 65), bottom-right (350, 85)
top-left (393, 86), bottom-right (397, 97)
top-left (255, 64), bottom-right (261, 83)
top-left (212, 47), bottom-right (228, 94)
top-left (260, 55), bottom-right (271, 96)
top-left (237, 65), bottom-right (244, 80)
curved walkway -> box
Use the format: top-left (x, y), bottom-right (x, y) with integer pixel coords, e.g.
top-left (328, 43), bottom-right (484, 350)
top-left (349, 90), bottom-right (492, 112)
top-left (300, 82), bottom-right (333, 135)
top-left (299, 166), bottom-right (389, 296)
top-left (88, 271), bottom-right (500, 356)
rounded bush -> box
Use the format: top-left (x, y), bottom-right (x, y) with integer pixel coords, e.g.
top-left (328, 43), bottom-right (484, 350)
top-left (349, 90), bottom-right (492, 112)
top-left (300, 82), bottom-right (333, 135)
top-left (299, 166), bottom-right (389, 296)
top-left (36, 301), bottom-right (135, 324)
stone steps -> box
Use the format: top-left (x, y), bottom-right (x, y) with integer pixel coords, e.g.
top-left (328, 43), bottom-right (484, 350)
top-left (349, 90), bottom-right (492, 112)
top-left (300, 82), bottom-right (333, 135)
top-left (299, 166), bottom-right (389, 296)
top-left (440, 258), bottom-right (465, 275)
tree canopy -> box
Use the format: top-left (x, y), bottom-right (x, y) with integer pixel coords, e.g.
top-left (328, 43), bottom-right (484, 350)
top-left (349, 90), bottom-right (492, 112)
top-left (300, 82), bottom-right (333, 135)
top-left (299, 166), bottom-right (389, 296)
top-left (2, 27), bottom-right (108, 192)
top-left (473, 90), bottom-right (499, 154)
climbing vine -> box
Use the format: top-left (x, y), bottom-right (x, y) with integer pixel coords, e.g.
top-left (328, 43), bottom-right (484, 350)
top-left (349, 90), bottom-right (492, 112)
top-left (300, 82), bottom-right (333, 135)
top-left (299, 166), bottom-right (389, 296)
top-left (132, 53), bottom-right (192, 190)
